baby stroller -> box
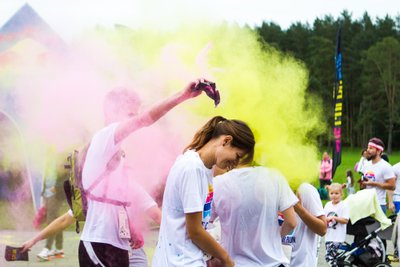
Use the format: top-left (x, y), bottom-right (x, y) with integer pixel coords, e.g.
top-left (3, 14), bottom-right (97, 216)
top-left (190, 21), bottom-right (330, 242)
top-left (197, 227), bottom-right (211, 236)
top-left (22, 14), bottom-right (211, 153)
top-left (336, 189), bottom-right (395, 267)
top-left (336, 216), bottom-right (395, 267)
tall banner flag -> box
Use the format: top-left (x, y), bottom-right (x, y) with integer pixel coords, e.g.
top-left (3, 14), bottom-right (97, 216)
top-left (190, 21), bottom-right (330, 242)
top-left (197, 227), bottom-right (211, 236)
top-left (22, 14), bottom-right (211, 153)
top-left (332, 26), bottom-right (343, 177)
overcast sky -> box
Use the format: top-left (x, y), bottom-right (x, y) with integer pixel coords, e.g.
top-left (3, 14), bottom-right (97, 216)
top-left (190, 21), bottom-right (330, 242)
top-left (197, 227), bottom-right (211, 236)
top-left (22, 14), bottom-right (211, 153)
top-left (0, 0), bottom-right (399, 41)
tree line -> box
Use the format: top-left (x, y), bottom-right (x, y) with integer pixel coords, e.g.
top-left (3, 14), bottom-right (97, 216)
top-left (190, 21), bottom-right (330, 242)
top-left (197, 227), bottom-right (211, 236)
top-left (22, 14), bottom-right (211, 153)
top-left (254, 11), bottom-right (400, 153)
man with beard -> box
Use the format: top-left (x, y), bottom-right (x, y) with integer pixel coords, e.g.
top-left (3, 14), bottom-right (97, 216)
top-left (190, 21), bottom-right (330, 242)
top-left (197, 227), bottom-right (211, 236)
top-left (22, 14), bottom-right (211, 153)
top-left (360, 137), bottom-right (395, 214)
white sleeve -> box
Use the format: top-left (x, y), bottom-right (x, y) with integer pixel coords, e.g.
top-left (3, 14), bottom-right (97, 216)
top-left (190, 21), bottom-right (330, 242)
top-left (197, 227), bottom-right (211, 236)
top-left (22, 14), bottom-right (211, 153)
top-left (394, 163), bottom-right (400, 178)
top-left (137, 186), bottom-right (157, 212)
top-left (278, 174), bottom-right (298, 212)
top-left (89, 123), bottom-right (120, 163)
top-left (299, 183), bottom-right (324, 217)
top-left (384, 164), bottom-right (395, 180)
top-left (179, 167), bottom-right (206, 213)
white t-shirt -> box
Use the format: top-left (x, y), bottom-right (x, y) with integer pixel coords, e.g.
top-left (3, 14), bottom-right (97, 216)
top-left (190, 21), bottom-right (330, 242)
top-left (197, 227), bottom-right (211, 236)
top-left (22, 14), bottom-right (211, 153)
top-left (211, 167), bottom-right (298, 267)
top-left (152, 150), bottom-right (213, 267)
top-left (285, 183), bottom-right (324, 267)
top-left (393, 163), bottom-right (400, 202)
top-left (81, 123), bottom-right (156, 250)
top-left (361, 159), bottom-right (395, 205)
top-left (324, 201), bottom-right (350, 242)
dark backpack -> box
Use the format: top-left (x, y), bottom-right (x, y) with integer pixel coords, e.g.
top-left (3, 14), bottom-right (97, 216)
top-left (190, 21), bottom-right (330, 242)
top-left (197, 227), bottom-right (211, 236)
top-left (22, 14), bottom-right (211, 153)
top-left (317, 187), bottom-right (329, 200)
top-left (64, 145), bottom-right (130, 233)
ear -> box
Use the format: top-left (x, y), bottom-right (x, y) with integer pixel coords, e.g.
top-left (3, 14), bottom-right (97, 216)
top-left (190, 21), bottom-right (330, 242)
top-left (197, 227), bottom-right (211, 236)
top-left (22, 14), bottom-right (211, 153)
top-left (222, 135), bottom-right (233, 146)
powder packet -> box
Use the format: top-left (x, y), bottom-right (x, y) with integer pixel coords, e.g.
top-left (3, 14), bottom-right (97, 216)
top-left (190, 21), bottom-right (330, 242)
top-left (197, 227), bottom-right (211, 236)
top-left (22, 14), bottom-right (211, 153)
top-left (4, 246), bottom-right (29, 261)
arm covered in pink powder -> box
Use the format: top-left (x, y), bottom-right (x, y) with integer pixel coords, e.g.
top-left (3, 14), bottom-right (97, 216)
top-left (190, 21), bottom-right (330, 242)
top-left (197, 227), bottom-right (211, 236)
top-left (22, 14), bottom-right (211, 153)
top-left (114, 79), bottom-right (207, 144)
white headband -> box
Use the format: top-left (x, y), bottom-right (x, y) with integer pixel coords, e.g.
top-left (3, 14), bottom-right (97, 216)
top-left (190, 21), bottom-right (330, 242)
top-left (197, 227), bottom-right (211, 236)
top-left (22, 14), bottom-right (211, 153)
top-left (368, 142), bottom-right (384, 151)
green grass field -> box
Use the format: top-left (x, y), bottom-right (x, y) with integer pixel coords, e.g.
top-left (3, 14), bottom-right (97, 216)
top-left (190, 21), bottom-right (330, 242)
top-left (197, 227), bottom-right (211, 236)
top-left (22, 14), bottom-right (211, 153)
top-left (0, 148), bottom-right (399, 230)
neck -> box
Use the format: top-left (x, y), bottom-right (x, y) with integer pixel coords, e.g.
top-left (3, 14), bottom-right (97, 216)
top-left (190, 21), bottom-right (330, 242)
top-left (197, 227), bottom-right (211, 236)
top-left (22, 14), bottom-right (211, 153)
top-left (372, 156), bottom-right (381, 164)
top-left (197, 142), bottom-right (215, 169)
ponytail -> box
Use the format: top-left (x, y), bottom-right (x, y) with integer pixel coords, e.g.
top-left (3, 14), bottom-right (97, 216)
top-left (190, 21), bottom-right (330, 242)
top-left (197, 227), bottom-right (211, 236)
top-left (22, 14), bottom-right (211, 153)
top-left (185, 116), bottom-right (227, 152)
top-left (185, 116), bottom-right (255, 164)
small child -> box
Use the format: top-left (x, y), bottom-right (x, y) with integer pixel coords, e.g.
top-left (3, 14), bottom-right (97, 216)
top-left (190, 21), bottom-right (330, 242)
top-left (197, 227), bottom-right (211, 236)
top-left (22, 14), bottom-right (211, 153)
top-left (344, 169), bottom-right (355, 195)
top-left (324, 183), bottom-right (350, 267)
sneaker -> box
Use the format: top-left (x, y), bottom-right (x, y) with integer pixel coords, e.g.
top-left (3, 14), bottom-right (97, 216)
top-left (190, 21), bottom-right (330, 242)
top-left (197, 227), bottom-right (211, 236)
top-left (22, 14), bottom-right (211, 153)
top-left (37, 248), bottom-right (51, 261)
top-left (53, 249), bottom-right (64, 259)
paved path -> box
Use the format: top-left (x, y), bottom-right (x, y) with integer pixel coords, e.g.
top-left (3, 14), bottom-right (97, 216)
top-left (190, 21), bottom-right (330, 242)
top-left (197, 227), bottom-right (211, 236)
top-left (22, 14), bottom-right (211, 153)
top-left (0, 229), bottom-right (158, 267)
top-left (1, 230), bottom-right (399, 266)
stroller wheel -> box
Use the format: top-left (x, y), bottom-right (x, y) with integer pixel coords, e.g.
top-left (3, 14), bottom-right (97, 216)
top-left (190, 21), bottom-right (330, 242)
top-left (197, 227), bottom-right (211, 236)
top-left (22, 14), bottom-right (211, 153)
top-left (372, 263), bottom-right (391, 267)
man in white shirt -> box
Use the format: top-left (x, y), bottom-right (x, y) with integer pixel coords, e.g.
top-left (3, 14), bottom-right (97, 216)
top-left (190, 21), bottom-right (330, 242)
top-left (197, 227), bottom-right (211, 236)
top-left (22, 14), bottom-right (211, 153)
top-left (361, 137), bottom-right (395, 214)
top-left (79, 80), bottom-right (209, 267)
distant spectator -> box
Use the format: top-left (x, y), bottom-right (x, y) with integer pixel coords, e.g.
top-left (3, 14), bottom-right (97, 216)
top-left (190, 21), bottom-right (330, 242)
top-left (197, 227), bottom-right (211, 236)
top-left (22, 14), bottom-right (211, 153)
top-left (37, 153), bottom-right (65, 262)
top-left (354, 149), bottom-right (369, 174)
top-left (319, 152), bottom-right (332, 188)
top-left (355, 149), bottom-right (370, 191)
top-left (343, 169), bottom-right (355, 195)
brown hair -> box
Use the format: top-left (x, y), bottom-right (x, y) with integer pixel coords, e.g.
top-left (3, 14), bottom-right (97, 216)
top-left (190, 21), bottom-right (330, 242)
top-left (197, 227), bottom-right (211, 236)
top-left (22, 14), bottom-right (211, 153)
top-left (185, 116), bottom-right (255, 164)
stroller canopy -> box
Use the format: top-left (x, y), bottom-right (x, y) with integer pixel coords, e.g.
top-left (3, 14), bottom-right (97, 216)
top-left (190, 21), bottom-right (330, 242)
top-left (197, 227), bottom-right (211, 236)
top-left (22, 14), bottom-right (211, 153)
top-left (344, 189), bottom-right (391, 230)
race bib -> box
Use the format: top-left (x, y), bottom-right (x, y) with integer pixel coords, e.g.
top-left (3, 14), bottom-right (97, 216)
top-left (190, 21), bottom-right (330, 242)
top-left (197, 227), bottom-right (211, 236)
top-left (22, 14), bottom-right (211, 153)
top-left (118, 208), bottom-right (131, 239)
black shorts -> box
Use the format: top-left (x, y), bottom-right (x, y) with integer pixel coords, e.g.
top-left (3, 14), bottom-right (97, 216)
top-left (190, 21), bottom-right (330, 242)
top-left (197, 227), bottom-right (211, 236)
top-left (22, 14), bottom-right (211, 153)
top-left (78, 241), bottom-right (129, 267)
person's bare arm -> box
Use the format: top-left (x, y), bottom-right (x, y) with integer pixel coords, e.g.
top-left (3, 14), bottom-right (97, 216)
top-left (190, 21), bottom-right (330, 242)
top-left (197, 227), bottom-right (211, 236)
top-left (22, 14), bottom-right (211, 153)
top-left (186, 212), bottom-right (234, 267)
top-left (334, 216), bottom-right (349, 224)
top-left (280, 206), bottom-right (297, 237)
top-left (294, 202), bottom-right (327, 236)
top-left (21, 212), bottom-right (75, 252)
top-left (114, 80), bottom-right (203, 144)
top-left (388, 190), bottom-right (395, 212)
top-left (363, 177), bottom-right (396, 190)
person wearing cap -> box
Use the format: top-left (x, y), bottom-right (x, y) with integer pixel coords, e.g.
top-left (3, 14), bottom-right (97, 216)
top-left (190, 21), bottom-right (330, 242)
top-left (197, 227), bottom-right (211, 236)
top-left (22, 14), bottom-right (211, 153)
top-left (360, 137), bottom-right (396, 214)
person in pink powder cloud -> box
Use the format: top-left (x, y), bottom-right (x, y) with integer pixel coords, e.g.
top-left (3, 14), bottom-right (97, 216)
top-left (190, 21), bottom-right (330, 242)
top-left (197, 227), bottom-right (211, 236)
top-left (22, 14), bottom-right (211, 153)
top-left (21, 179), bottom-right (161, 267)
top-left (22, 79), bottom-right (215, 267)
top-left (75, 79), bottom-right (217, 267)
top-left (152, 116), bottom-right (255, 267)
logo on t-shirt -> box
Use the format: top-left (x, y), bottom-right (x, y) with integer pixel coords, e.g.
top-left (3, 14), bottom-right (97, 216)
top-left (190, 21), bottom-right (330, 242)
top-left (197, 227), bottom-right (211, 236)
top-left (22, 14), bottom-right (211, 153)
top-left (327, 211), bottom-right (338, 229)
top-left (202, 183), bottom-right (213, 230)
top-left (282, 229), bottom-right (296, 245)
top-left (278, 212), bottom-right (284, 226)
top-left (364, 171), bottom-right (376, 181)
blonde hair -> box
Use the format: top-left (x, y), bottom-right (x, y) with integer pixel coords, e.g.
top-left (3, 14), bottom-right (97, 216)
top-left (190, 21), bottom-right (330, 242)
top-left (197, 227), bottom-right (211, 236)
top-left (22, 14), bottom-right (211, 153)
top-left (327, 183), bottom-right (343, 193)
